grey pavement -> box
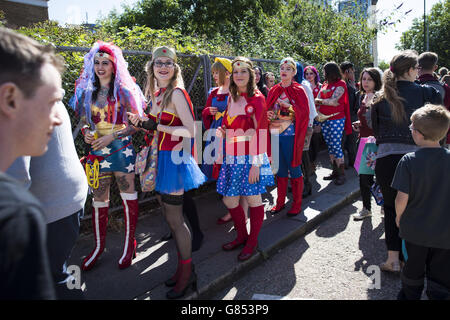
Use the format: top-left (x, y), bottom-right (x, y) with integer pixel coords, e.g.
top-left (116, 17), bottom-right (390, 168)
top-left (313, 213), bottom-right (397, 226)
top-left (68, 151), bottom-right (360, 300)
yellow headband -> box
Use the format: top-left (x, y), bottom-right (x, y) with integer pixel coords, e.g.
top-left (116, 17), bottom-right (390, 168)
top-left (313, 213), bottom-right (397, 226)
top-left (152, 46), bottom-right (177, 63)
top-left (215, 57), bottom-right (232, 73)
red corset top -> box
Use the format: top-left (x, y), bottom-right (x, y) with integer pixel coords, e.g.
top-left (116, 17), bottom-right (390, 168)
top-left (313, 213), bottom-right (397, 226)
top-left (149, 111), bottom-right (183, 151)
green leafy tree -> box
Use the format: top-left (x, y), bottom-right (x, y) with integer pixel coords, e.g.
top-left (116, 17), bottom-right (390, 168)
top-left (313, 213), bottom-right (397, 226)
top-left (397, 0), bottom-right (450, 68)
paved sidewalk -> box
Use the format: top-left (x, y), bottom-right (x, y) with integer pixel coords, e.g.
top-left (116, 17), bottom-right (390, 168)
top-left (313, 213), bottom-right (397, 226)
top-left (68, 152), bottom-right (360, 300)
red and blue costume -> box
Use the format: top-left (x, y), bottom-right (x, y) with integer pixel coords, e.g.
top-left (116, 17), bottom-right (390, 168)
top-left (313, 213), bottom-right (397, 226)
top-left (267, 81), bottom-right (310, 215)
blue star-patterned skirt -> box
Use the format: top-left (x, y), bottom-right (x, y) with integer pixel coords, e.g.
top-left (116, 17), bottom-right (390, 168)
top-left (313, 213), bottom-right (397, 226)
top-left (155, 150), bottom-right (207, 194)
top-left (90, 136), bottom-right (136, 173)
top-left (216, 153), bottom-right (274, 197)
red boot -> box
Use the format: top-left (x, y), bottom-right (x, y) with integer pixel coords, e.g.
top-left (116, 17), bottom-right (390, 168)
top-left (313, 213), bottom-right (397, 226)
top-left (118, 193), bottom-right (139, 269)
top-left (222, 205), bottom-right (248, 251)
top-left (238, 205), bottom-right (264, 261)
top-left (270, 176), bottom-right (288, 214)
top-left (287, 177), bottom-right (304, 216)
top-left (82, 201), bottom-right (109, 271)
top-left (166, 258), bottom-right (197, 299)
top-left (165, 252), bottom-right (181, 287)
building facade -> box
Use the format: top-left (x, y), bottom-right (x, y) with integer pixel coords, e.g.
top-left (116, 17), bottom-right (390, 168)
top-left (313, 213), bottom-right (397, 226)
top-left (0, 0), bottom-right (49, 28)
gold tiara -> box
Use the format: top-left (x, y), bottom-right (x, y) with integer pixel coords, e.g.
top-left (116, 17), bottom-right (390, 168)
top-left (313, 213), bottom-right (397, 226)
top-left (95, 52), bottom-right (113, 62)
top-left (233, 60), bottom-right (252, 70)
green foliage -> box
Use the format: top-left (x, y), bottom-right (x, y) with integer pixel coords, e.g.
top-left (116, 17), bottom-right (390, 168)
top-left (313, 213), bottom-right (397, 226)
top-left (378, 60), bottom-right (390, 72)
top-left (397, 1), bottom-right (450, 68)
top-left (0, 10), bottom-right (5, 27)
top-left (101, 0), bottom-right (377, 70)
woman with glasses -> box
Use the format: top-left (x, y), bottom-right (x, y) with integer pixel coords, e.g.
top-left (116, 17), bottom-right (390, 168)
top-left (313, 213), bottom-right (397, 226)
top-left (70, 41), bottom-right (146, 271)
top-left (128, 46), bottom-right (206, 299)
top-left (371, 50), bottom-right (441, 273)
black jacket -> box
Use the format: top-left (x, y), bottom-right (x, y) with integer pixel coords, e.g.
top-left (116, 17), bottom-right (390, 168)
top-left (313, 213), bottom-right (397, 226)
top-left (371, 81), bottom-right (441, 145)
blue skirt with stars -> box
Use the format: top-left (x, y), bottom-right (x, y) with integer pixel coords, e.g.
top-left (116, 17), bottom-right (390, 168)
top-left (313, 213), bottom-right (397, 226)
top-left (91, 136), bottom-right (136, 174)
top-left (216, 153), bottom-right (274, 197)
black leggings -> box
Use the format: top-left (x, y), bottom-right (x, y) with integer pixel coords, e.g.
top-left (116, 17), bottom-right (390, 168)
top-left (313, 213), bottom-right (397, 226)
top-left (359, 174), bottom-right (374, 211)
top-left (375, 154), bottom-right (404, 254)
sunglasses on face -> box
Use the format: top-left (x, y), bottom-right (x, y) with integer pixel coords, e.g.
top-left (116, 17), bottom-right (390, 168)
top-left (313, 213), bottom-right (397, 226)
top-left (154, 61), bottom-right (174, 68)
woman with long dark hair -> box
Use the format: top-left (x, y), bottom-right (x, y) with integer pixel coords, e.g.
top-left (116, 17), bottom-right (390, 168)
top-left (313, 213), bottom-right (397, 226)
top-left (351, 68), bottom-right (382, 220)
top-left (315, 62), bottom-right (352, 185)
top-left (70, 41), bottom-right (146, 271)
top-left (371, 50), bottom-right (441, 272)
top-left (254, 66), bottom-right (269, 97)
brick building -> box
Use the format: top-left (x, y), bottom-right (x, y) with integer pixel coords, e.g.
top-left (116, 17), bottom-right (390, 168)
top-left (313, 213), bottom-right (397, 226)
top-left (0, 0), bottom-right (49, 28)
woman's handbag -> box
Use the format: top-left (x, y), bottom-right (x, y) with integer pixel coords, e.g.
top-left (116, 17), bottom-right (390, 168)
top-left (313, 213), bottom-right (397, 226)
top-left (135, 133), bottom-right (159, 192)
top-left (135, 101), bottom-right (162, 192)
top-left (354, 136), bottom-right (378, 175)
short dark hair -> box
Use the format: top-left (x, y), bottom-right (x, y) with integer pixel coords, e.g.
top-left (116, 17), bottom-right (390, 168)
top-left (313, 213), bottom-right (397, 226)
top-left (0, 27), bottom-right (64, 98)
top-left (418, 52), bottom-right (438, 71)
top-left (324, 62), bottom-right (342, 83)
top-left (340, 61), bottom-right (354, 73)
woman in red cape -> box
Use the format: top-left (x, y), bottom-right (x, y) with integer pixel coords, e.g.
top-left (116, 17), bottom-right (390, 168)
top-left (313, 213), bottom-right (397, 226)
top-left (266, 57), bottom-right (310, 216)
top-left (315, 61), bottom-right (352, 185)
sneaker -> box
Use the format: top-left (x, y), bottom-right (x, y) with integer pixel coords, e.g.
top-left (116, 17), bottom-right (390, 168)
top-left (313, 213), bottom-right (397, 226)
top-left (353, 208), bottom-right (372, 220)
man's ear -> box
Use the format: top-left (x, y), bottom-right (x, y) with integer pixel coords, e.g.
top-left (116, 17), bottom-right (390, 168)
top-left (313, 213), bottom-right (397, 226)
top-left (0, 83), bottom-right (20, 118)
top-left (433, 65), bottom-right (438, 72)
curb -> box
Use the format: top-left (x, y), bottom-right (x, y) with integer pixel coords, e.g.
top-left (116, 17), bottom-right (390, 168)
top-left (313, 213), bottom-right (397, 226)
top-left (183, 187), bottom-right (361, 300)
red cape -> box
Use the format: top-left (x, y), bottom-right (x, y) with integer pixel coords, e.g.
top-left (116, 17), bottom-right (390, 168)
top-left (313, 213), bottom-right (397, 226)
top-left (266, 82), bottom-right (310, 167)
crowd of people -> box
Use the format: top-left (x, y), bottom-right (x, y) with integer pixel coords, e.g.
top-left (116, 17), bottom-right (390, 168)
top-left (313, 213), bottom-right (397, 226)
top-left (1, 27), bottom-right (449, 300)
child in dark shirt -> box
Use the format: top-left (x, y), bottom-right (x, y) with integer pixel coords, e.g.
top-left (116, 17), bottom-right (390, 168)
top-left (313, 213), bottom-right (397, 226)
top-left (392, 104), bottom-right (450, 300)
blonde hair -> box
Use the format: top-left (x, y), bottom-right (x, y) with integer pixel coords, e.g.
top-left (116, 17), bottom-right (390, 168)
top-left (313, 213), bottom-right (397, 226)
top-left (144, 59), bottom-right (185, 110)
top-left (374, 50), bottom-right (418, 124)
top-left (229, 56), bottom-right (256, 101)
top-left (411, 104), bottom-right (450, 141)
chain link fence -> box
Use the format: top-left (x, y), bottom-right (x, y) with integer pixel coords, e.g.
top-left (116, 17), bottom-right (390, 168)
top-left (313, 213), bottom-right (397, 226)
top-left (57, 46), bottom-right (284, 220)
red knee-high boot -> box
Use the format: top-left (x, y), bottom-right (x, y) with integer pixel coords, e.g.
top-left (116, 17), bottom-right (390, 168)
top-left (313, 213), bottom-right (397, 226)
top-left (238, 205), bottom-right (264, 261)
top-left (287, 177), bottom-right (304, 216)
top-left (222, 205), bottom-right (248, 251)
top-left (270, 176), bottom-right (288, 214)
top-left (82, 201), bottom-right (109, 271)
top-left (165, 252), bottom-right (181, 287)
top-left (166, 258), bottom-right (197, 299)
top-left (118, 192), bottom-right (139, 269)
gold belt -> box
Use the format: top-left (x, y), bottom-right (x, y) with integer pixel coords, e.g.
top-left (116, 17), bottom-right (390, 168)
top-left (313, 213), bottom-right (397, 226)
top-left (226, 135), bottom-right (252, 143)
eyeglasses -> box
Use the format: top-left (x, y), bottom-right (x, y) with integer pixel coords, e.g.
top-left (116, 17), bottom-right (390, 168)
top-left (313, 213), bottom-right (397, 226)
top-left (154, 61), bottom-right (174, 68)
top-left (409, 124), bottom-right (425, 136)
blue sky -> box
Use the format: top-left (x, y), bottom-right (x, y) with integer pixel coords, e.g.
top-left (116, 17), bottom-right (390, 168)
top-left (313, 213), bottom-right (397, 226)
top-left (48, 0), bottom-right (443, 63)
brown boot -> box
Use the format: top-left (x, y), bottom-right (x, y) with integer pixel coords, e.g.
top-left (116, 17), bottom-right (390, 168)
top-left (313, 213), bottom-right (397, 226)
top-left (334, 164), bottom-right (346, 185)
top-left (324, 160), bottom-right (338, 180)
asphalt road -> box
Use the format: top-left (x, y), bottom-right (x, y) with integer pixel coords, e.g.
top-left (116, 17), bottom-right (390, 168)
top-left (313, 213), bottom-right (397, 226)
top-left (212, 198), bottom-right (403, 300)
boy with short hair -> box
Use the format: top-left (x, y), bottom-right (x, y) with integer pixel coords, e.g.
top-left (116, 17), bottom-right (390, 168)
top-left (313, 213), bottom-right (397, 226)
top-left (0, 27), bottom-right (64, 299)
top-left (392, 104), bottom-right (450, 300)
